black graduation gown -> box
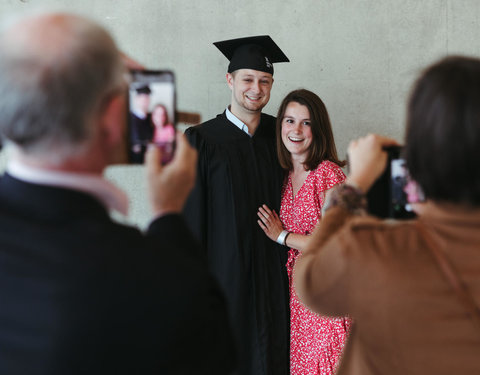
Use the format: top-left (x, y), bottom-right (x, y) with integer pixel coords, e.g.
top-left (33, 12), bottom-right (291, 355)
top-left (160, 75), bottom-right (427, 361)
top-left (130, 112), bottom-right (153, 143)
top-left (129, 113), bottom-right (153, 163)
top-left (184, 112), bottom-right (289, 375)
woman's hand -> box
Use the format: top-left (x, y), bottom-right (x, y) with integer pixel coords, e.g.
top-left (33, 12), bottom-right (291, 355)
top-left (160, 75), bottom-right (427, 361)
top-left (347, 134), bottom-right (399, 192)
top-left (257, 204), bottom-right (284, 242)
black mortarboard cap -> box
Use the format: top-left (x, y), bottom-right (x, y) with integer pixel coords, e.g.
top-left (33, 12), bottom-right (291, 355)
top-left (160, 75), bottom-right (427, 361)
top-left (213, 35), bottom-right (289, 75)
top-left (135, 85), bottom-right (151, 95)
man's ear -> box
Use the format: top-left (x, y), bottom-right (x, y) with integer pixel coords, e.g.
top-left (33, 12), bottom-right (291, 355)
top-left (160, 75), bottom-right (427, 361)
top-left (226, 73), bottom-right (234, 90)
top-left (99, 93), bottom-right (128, 164)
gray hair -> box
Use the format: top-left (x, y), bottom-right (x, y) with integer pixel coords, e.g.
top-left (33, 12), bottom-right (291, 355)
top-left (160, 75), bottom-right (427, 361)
top-left (0, 13), bottom-right (125, 161)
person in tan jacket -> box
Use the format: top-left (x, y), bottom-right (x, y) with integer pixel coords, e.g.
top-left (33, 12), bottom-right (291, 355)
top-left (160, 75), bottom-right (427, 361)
top-left (294, 55), bottom-right (480, 375)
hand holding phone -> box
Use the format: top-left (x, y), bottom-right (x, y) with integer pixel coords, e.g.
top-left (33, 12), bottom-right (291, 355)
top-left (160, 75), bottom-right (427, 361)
top-left (346, 134), bottom-right (398, 192)
top-left (145, 133), bottom-right (197, 216)
top-left (127, 70), bottom-right (176, 164)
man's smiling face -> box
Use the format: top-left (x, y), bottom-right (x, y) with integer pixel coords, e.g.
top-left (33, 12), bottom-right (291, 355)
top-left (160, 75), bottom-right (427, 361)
top-left (227, 69), bottom-right (273, 115)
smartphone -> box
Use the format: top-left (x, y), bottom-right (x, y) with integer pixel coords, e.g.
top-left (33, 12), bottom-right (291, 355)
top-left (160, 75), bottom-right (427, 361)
top-left (367, 146), bottom-right (424, 219)
top-left (127, 70), bottom-right (176, 164)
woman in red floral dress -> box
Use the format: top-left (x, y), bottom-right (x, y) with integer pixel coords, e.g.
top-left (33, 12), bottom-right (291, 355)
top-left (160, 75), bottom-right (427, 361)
top-left (257, 89), bottom-right (352, 375)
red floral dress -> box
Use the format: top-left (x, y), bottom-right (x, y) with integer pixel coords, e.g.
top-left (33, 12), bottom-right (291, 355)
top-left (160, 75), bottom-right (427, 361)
top-left (280, 160), bottom-right (352, 375)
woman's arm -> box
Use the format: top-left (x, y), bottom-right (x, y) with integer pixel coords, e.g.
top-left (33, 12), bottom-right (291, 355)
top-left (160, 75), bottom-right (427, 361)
top-left (295, 134), bottom-right (399, 312)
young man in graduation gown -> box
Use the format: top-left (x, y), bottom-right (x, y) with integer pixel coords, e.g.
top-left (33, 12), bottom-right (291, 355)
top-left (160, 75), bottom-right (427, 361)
top-left (184, 36), bottom-right (290, 375)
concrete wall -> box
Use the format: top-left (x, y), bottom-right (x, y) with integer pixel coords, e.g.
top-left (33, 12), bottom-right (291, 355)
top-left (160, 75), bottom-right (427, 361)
top-left (1, 0), bottom-right (479, 228)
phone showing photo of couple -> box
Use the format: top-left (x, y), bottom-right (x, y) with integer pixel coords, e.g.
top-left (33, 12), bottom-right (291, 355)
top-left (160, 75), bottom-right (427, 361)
top-left (367, 146), bottom-right (425, 219)
top-left (127, 70), bottom-right (176, 164)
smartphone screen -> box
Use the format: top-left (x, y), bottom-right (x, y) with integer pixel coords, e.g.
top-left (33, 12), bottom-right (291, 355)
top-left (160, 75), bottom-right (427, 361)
top-left (367, 146), bottom-right (424, 219)
top-left (390, 157), bottom-right (416, 218)
top-left (127, 70), bottom-right (176, 164)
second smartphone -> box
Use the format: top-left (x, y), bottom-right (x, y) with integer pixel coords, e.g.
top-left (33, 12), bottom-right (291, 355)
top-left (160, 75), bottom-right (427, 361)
top-left (367, 146), bottom-right (424, 219)
top-left (127, 70), bottom-right (176, 164)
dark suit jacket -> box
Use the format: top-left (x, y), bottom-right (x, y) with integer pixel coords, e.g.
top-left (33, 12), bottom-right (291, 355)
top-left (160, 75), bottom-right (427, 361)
top-left (0, 174), bottom-right (235, 375)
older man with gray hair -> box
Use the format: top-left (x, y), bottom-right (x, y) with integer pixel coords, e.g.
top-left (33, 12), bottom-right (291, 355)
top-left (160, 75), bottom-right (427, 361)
top-left (0, 11), bottom-right (235, 375)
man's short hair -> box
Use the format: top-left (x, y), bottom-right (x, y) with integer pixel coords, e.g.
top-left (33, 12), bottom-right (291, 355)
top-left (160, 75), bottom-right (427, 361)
top-left (0, 13), bottom-right (125, 161)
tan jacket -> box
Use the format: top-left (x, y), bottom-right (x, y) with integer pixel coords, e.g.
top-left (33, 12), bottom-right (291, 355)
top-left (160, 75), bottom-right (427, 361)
top-left (295, 202), bottom-right (480, 375)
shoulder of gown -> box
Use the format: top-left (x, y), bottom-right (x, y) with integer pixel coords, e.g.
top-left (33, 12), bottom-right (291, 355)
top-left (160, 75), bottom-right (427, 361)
top-left (185, 111), bottom-right (276, 146)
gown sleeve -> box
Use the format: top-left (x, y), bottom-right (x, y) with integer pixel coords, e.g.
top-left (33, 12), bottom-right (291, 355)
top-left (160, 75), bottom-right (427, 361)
top-left (183, 126), bottom-right (208, 251)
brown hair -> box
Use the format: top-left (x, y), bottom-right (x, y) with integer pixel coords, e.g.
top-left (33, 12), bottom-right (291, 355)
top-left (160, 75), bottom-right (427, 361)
top-left (276, 89), bottom-right (345, 171)
top-left (405, 56), bottom-right (480, 205)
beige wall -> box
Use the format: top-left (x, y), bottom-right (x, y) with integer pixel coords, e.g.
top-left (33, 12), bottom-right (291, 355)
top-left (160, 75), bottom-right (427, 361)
top-left (1, 0), bottom-right (479, 228)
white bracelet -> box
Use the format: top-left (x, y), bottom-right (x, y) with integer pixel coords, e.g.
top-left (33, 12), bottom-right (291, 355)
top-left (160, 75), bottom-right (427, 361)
top-left (276, 230), bottom-right (289, 245)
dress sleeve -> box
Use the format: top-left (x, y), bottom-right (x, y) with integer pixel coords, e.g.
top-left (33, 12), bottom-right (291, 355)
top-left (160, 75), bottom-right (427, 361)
top-left (317, 161), bottom-right (347, 192)
top-left (326, 161), bottom-right (347, 190)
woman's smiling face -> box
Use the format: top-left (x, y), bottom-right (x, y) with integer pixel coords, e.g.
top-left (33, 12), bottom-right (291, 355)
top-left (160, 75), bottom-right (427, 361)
top-left (281, 101), bottom-right (313, 162)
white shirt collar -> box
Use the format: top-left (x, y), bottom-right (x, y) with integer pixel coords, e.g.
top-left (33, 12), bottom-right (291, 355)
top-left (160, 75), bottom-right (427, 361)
top-left (6, 160), bottom-right (129, 216)
top-left (132, 108), bottom-right (147, 120)
top-left (225, 106), bottom-right (252, 137)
